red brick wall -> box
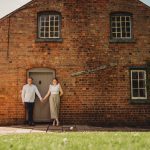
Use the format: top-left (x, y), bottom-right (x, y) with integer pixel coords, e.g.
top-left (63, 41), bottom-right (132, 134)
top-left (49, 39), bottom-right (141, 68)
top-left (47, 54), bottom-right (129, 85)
top-left (0, 0), bottom-right (150, 126)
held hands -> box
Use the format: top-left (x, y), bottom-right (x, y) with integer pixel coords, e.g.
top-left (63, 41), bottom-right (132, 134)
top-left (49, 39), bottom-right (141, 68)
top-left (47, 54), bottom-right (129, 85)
top-left (40, 98), bottom-right (46, 103)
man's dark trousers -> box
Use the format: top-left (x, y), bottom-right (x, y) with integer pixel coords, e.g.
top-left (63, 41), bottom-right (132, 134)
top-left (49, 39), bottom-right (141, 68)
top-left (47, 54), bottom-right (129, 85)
top-left (25, 102), bottom-right (35, 124)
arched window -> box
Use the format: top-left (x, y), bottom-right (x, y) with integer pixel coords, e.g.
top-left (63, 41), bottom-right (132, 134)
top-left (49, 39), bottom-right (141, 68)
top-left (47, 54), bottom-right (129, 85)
top-left (110, 12), bottom-right (133, 41)
top-left (37, 11), bottom-right (62, 41)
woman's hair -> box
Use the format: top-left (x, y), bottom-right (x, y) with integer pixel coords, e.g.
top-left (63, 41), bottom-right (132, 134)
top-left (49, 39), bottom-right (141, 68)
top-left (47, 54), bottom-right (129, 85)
top-left (52, 78), bottom-right (59, 83)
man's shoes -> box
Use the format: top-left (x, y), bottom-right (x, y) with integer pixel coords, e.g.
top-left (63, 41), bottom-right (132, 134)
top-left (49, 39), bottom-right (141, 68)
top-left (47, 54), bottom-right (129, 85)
top-left (28, 122), bottom-right (32, 126)
top-left (28, 122), bottom-right (35, 126)
top-left (31, 122), bottom-right (35, 126)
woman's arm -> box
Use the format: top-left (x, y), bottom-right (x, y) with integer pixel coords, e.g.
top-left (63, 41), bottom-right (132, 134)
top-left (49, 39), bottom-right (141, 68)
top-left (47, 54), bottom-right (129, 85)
top-left (35, 86), bottom-right (42, 101)
top-left (59, 84), bottom-right (63, 96)
top-left (43, 89), bottom-right (51, 101)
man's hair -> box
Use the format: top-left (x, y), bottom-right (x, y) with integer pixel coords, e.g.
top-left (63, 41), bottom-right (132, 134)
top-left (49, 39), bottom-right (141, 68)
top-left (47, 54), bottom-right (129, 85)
top-left (28, 77), bottom-right (33, 80)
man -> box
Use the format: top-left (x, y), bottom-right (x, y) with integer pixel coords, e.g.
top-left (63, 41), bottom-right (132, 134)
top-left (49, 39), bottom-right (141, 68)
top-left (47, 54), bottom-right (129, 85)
top-left (21, 77), bottom-right (42, 126)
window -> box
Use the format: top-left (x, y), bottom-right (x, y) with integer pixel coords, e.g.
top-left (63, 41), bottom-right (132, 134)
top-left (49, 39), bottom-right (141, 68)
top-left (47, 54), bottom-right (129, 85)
top-left (131, 70), bottom-right (147, 99)
top-left (110, 13), bottom-right (132, 40)
top-left (38, 12), bottom-right (61, 40)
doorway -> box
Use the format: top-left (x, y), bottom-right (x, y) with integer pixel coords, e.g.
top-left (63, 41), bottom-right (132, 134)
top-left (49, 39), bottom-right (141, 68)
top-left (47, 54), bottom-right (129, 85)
top-left (27, 68), bottom-right (55, 122)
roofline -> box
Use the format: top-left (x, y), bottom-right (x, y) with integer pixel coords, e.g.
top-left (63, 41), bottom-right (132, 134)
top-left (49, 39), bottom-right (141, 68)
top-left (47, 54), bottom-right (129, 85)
top-left (0, 0), bottom-right (33, 21)
top-left (0, 0), bottom-right (149, 22)
top-left (138, 0), bottom-right (150, 8)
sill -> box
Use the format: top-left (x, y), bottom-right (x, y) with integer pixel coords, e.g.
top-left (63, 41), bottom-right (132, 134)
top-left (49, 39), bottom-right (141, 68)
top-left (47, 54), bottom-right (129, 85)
top-left (35, 38), bottom-right (63, 43)
top-left (109, 38), bottom-right (136, 43)
top-left (129, 99), bottom-right (150, 104)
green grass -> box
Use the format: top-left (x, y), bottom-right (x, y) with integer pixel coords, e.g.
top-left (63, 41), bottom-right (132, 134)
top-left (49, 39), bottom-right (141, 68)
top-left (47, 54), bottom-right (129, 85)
top-left (0, 132), bottom-right (150, 150)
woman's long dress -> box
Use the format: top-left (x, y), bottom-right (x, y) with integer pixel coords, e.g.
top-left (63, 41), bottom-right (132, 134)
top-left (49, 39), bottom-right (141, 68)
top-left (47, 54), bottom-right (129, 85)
top-left (49, 84), bottom-right (60, 119)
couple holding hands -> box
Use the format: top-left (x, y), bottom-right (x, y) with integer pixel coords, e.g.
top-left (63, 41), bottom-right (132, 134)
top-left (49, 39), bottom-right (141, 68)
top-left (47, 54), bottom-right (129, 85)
top-left (21, 77), bottom-right (63, 126)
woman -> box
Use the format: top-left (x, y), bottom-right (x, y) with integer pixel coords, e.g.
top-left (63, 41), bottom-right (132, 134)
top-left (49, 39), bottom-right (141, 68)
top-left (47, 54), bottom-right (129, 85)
top-left (43, 78), bottom-right (63, 126)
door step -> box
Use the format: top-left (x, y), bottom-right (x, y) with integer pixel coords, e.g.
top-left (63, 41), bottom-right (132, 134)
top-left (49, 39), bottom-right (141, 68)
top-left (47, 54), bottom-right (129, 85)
top-left (46, 125), bottom-right (77, 132)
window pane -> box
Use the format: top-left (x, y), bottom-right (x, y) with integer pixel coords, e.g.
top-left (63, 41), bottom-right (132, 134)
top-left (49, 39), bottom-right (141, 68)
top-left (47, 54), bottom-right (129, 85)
top-left (133, 89), bottom-right (139, 97)
top-left (126, 27), bottom-right (131, 32)
top-left (45, 32), bottom-right (49, 37)
top-left (45, 27), bottom-right (49, 32)
top-left (50, 21), bottom-right (54, 26)
top-left (132, 72), bottom-right (138, 79)
top-left (50, 16), bottom-right (54, 21)
top-left (55, 32), bottom-right (59, 37)
top-left (122, 33), bottom-right (126, 38)
top-left (50, 32), bottom-right (54, 37)
top-left (127, 33), bottom-right (131, 37)
top-left (112, 28), bottom-right (116, 32)
top-left (117, 22), bottom-right (120, 26)
top-left (45, 22), bottom-right (49, 26)
top-left (126, 16), bottom-right (130, 21)
top-left (117, 33), bottom-right (121, 37)
top-left (40, 32), bottom-right (44, 37)
top-left (112, 22), bottom-right (116, 27)
top-left (111, 17), bottom-right (116, 21)
top-left (117, 28), bottom-right (121, 32)
top-left (139, 80), bottom-right (145, 88)
top-left (121, 17), bottom-right (125, 22)
top-left (55, 16), bottom-right (59, 20)
top-left (41, 22), bottom-right (45, 26)
top-left (55, 21), bottom-right (59, 26)
top-left (132, 80), bottom-right (138, 88)
top-left (112, 33), bottom-right (117, 38)
top-left (117, 17), bottom-right (120, 21)
top-left (139, 89), bottom-right (146, 97)
top-left (55, 27), bottom-right (59, 31)
top-left (41, 17), bottom-right (45, 21)
top-left (122, 27), bottom-right (126, 33)
top-left (126, 22), bottom-right (130, 26)
top-left (139, 72), bottom-right (145, 79)
top-left (50, 27), bottom-right (54, 31)
top-left (121, 22), bottom-right (125, 27)
top-left (40, 27), bottom-right (44, 32)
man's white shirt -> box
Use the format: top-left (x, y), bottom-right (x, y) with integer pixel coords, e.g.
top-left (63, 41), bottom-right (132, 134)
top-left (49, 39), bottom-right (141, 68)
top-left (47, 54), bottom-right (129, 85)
top-left (21, 84), bottom-right (42, 103)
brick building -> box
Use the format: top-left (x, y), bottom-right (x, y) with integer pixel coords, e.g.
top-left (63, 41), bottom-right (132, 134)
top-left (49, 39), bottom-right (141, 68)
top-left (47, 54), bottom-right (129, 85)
top-left (0, 0), bottom-right (150, 126)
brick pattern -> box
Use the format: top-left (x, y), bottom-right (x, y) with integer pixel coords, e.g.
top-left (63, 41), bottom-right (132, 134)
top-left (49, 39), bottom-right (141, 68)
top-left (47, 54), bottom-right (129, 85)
top-left (0, 0), bottom-right (150, 126)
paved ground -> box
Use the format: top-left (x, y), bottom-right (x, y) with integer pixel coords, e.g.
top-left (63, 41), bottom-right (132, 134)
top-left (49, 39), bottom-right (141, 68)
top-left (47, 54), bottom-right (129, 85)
top-left (0, 124), bottom-right (150, 134)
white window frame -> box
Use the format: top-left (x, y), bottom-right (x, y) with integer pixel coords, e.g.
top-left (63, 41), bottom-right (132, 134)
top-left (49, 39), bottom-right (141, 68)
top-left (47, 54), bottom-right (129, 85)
top-left (111, 15), bottom-right (132, 39)
top-left (38, 14), bottom-right (60, 39)
top-left (131, 70), bottom-right (147, 100)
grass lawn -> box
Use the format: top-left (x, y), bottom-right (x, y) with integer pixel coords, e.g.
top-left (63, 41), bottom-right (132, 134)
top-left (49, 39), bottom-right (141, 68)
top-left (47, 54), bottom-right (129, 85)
top-left (0, 132), bottom-right (150, 150)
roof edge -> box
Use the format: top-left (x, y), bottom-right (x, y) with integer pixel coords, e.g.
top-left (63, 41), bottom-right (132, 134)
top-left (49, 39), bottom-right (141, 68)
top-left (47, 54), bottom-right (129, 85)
top-left (0, 0), bottom-right (33, 22)
top-left (0, 0), bottom-right (149, 22)
top-left (138, 0), bottom-right (150, 9)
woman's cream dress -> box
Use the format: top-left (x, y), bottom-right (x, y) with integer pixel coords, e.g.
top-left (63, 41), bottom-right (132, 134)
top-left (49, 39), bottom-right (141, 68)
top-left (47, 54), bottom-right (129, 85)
top-left (49, 84), bottom-right (60, 119)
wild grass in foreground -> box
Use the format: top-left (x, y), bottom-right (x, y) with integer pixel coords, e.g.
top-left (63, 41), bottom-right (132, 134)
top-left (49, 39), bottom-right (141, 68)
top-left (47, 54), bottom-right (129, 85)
top-left (0, 132), bottom-right (149, 150)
